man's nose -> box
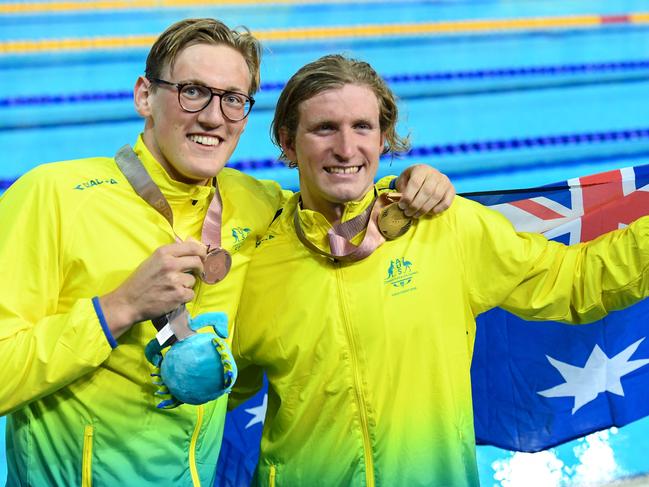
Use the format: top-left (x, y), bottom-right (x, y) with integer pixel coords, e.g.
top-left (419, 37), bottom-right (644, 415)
top-left (196, 96), bottom-right (226, 127)
top-left (333, 128), bottom-right (355, 161)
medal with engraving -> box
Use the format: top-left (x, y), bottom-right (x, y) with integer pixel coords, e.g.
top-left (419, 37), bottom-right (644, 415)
top-left (203, 247), bottom-right (232, 284)
top-left (377, 198), bottom-right (412, 240)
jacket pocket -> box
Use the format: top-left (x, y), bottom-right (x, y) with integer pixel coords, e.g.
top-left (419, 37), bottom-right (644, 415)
top-left (82, 425), bottom-right (94, 487)
top-left (269, 464), bottom-right (276, 487)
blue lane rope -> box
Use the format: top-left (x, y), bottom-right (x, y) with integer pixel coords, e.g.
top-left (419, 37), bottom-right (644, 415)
top-left (2, 59), bottom-right (649, 108)
top-left (0, 91), bottom-right (133, 107)
top-left (3, 127), bottom-right (649, 189)
top-left (228, 128), bottom-right (649, 171)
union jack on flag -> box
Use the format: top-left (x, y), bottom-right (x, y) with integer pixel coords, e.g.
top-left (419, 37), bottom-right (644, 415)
top-left (467, 164), bottom-right (649, 243)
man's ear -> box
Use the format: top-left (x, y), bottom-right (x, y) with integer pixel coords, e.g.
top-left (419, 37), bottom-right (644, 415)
top-left (133, 76), bottom-right (153, 117)
top-left (279, 127), bottom-right (296, 163)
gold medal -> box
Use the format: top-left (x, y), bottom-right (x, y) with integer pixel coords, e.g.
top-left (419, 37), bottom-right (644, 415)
top-left (377, 201), bottom-right (412, 240)
top-left (202, 248), bottom-right (232, 284)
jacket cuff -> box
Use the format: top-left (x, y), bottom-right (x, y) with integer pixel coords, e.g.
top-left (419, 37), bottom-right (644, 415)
top-left (92, 296), bottom-right (118, 349)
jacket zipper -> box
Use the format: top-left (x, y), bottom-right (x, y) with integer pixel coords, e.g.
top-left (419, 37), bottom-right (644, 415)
top-left (269, 464), bottom-right (276, 487)
top-left (189, 405), bottom-right (204, 486)
top-left (81, 425), bottom-right (93, 487)
top-left (187, 249), bottom-right (207, 486)
top-left (335, 264), bottom-right (375, 487)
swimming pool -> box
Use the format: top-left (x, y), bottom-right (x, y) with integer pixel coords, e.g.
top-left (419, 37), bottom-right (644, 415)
top-left (2, 0), bottom-right (649, 485)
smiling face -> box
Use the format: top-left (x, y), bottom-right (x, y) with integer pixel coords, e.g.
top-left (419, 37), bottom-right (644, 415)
top-left (281, 84), bottom-right (385, 223)
top-left (134, 43), bottom-right (251, 185)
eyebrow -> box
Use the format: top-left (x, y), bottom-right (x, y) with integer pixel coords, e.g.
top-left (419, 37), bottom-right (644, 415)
top-left (306, 117), bottom-right (376, 131)
top-left (179, 79), bottom-right (249, 94)
top-left (353, 118), bottom-right (374, 126)
top-left (306, 118), bottom-right (336, 128)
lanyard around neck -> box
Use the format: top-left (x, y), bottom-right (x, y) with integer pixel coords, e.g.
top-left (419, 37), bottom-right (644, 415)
top-left (114, 144), bottom-right (231, 284)
top-left (293, 191), bottom-right (411, 262)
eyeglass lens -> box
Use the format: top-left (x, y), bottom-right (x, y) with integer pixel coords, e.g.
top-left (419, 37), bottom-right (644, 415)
top-left (179, 85), bottom-right (251, 121)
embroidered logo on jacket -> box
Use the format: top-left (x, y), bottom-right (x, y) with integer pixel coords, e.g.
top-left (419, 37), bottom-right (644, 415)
top-left (231, 227), bottom-right (251, 251)
top-left (384, 257), bottom-right (417, 296)
top-left (73, 178), bottom-right (118, 190)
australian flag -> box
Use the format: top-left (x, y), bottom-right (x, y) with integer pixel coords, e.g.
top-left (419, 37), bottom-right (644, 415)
top-left (470, 163), bottom-right (649, 452)
top-left (215, 164), bottom-right (649, 485)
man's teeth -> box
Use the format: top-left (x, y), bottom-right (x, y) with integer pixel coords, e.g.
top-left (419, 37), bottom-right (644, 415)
top-left (189, 135), bottom-right (220, 146)
top-left (326, 166), bottom-right (360, 174)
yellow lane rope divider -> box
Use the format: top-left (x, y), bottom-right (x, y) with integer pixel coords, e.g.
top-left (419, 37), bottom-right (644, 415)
top-left (1, 12), bottom-right (648, 55)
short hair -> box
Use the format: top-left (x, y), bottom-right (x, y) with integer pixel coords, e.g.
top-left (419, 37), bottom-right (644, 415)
top-left (145, 18), bottom-right (261, 95)
top-left (271, 54), bottom-right (410, 167)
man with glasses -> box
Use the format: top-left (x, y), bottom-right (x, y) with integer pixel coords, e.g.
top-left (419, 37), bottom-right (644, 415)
top-left (0, 18), bottom-right (454, 486)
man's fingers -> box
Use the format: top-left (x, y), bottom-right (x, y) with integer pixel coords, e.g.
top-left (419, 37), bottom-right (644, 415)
top-left (397, 173), bottom-right (427, 211)
top-left (395, 164), bottom-right (456, 217)
top-left (411, 194), bottom-right (439, 218)
top-left (398, 172), bottom-right (438, 216)
top-left (414, 185), bottom-right (455, 217)
top-left (165, 240), bottom-right (208, 259)
top-left (175, 255), bottom-right (205, 277)
top-left (176, 270), bottom-right (197, 290)
top-left (176, 287), bottom-right (195, 305)
top-left (410, 180), bottom-right (444, 216)
top-left (431, 188), bottom-right (455, 214)
top-left (410, 177), bottom-right (456, 217)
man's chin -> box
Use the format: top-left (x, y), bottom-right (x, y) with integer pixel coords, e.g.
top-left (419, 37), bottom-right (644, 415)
top-left (186, 157), bottom-right (228, 179)
top-left (339, 183), bottom-right (373, 200)
top-left (173, 167), bottom-right (219, 185)
top-left (329, 189), bottom-right (369, 205)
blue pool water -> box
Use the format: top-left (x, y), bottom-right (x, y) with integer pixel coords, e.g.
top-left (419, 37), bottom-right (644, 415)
top-left (2, 1), bottom-right (649, 485)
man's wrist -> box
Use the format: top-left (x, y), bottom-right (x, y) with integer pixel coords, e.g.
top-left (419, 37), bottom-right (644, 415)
top-left (97, 293), bottom-right (136, 340)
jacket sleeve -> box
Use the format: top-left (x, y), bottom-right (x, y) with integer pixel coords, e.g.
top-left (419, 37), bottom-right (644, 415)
top-left (503, 216), bottom-right (649, 323)
top-left (453, 197), bottom-right (649, 323)
top-left (0, 169), bottom-right (114, 415)
top-left (228, 329), bottom-right (264, 410)
top-left (258, 179), bottom-right (293, 212)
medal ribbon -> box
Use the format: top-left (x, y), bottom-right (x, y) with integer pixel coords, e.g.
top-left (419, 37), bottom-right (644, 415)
top-left (293, 191), bottom-right (401, 262)
top-left (114, 144), bottom-right (230, 346)
top-left (114, 144), bottom-right (225, 252)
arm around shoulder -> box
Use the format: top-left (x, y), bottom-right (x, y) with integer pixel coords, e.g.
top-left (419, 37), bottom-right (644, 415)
top-left (258, 178), bottom-right (293, 211)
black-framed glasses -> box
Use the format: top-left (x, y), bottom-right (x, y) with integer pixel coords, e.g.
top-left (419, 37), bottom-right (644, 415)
top-left (150, 78), bottom-right (255, 122)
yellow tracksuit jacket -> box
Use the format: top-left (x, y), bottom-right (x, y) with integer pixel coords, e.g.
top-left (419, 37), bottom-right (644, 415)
top-left (231, 188), bottom-right (649, 487)
top-left (0, 136), bottom-right (284, 486)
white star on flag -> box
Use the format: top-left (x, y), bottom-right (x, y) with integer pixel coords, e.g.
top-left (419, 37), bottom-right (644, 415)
top-left (244, 394), bottom-right (267, 429)
top-left (538, 338), bottom-right (649, 414)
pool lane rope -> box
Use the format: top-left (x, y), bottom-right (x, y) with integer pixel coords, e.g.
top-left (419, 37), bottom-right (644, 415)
top-left (2, 12), bottom-right (649, 54)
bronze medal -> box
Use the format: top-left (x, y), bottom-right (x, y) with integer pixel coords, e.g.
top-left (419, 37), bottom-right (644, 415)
top-left (377, 202), bottom-right (412, 240)
top-left (202, 248), bottom-right (232, 284)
